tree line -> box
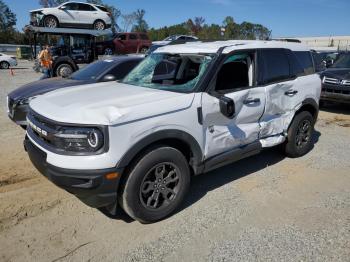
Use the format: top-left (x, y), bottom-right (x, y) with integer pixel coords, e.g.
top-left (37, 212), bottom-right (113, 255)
top-left (0, 0), bottom-right (271, 44)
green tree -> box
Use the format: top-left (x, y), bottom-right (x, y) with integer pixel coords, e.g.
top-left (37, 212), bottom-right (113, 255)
top-left (132, 9), bottom-right (149, 32)
top-left (0, 0), bottom-right (16, 31)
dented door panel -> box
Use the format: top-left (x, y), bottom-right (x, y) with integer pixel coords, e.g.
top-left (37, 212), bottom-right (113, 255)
top-left (201, 87), bottom-right (266, 159)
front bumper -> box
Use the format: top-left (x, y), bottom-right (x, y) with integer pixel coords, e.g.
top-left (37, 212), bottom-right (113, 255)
top-left (24, 136), bottom-right (122, 208)
top-left (321, 83), bottom-right (350, 104)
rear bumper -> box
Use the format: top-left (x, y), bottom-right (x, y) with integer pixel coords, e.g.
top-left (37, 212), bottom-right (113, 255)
top-left (24, 136), bottom-right (122, 208)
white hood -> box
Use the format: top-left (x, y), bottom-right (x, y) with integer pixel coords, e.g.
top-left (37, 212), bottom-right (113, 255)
top-left (152, 41), bottom-right (170, 46)
top-left (29, 82), bottom-right (195, 126)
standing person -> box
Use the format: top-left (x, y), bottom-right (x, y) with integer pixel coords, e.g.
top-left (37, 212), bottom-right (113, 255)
top-left (38, 45), bottom-right (53, 80)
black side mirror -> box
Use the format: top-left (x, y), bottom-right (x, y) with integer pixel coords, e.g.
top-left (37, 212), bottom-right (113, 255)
top-left (102, 74), bottom-right (116, 82)
top-left (219, 95), bottom-right (235, 118)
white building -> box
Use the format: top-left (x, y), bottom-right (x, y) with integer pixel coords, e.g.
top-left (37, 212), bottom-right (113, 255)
top-left (277, 36), bottom-right (350, 51)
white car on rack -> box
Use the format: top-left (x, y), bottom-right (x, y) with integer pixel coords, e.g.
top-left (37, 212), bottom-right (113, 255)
top-left (30, 1), bottom-right (112, 30)
top-left (0, 53), bottom-right (17, 69)
top-left (24, 40), bottom-right (321, 223)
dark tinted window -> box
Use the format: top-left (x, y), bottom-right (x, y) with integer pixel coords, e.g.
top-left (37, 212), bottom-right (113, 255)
top-left (259, 49), bottom-right (290, 84)
top-left (285, 50), bottom-right (304, 77)
top-left (108, 60), bottom-right (141, 80)
top-left (96, 5), bottom-right (109, 12)
top-left (63, 3), bottom-right (78, 10)
top-left (140, 34), bottom-right (149, 40)
top-left (70, 60), bottom-right (114, 80)
top-left (331, 54), bottom-right (350, 68)
top-left (294, 51), bottom-right (314, 74)
top-left (129, 34), bottom-right (138, 40)
top-left (77, 3), bottom-right (95, 11)
top-left (116, 34), bottom-right (126, 40)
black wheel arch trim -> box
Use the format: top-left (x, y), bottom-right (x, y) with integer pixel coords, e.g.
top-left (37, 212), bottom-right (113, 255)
top-left (116, 129), bottom-right (203, 174)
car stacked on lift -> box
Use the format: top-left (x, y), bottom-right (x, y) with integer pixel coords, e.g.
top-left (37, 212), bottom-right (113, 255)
top-left (30, 1), bottom-right (112, 30)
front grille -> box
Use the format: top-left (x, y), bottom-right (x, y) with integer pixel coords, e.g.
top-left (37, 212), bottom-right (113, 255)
top-left (323, 77), bottom-right (339, 85)
top-left (27, 111), bottom-right (58, 147)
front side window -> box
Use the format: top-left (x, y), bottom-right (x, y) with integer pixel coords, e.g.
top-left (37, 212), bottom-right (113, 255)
top-left (215, 51), bottom-right (255, 93)
top-left (129, 34), bottom-right (138, 40)
top-left (70, 60), bottom-right (114, 80)
top-left (63, 3), bottom-right (78, 10)
top-left (331, 54), bottom-right (350, 69)
top-left (117, 34), bottom-right (126, 41)
top-left (259, 49), bottom-right (290, 84)
top-left (122, 53), bottom-right (214, 92)
top-left (78, 3), bottom-right (95, 11)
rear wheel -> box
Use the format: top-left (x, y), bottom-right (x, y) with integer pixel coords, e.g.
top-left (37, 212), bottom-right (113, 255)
top-left (55, 63), bottom-right (73, 78)
top-left (44, 15), bottom-right (58, 28)
top-left (119, 146), bottom-right (190, 223)
top-left (93, 20), bottom-right (106, 30)
top-left (284, 111), bottom-right (315, 158)
top-left (0, 61), bottom-right (10, 69)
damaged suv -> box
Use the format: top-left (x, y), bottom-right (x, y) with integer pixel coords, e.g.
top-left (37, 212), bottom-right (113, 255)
top-left (24, 40), bottom-right (321, 223)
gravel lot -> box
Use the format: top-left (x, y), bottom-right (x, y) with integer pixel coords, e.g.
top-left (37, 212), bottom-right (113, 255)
top-left (0, 60), bottom-right (349, 262)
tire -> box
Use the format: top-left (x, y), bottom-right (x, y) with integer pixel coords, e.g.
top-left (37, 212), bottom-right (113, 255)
top-left (104, 47), bottom-right (113, 56)
top-left (119, 146), bottom-right (191, 223)
top-left (139, 47), bottom-right (148, 54)
top-left (55, 63), bottom-right (73, 78)
top-left (93, 20), bottom-right (106, 30)
top-left (284, 111), bottom-right (315, 158)
top-left (43, 15), bottom-right (58, 28)
top-left (0, 61), bottom-right (10, 69)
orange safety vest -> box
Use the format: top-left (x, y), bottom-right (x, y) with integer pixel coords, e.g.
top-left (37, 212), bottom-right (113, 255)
top-left (39, 50), bottom-right (53, 68)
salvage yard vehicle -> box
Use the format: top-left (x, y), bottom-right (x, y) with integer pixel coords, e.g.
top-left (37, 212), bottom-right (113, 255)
top-left (96, 32), bottom-right (152, 55)
top-left (0, 53), bottom-right (17, 69)
top-left (320, 52), bottom-right (350, 104)
top-left (24, 40), bottom-right (321, 223)
top-left (30, 1), bottom-right (112, 30)
top-left (7, 56), bottom-right (142, 127)
top-left (24, 25), bottom-right (111, 77)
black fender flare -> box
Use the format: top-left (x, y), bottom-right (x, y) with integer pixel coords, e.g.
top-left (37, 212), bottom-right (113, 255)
top-left (116, 129), bottom-right (203, 173)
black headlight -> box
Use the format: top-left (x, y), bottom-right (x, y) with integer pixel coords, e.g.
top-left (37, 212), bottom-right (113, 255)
top-left (53, 127), bottom-right (105, 153)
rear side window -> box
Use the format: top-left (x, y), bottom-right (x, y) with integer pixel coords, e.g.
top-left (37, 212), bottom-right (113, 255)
top-left (140, 34), bottom-right (149, 40)
top-left (293, 51), bottom-right (314, 75)
top-left (259, 49), bottom-right (290, 84)
top-left (96, 5), bottom-right (109, 12)
top-left (129, 34), bottom-right (138, 40)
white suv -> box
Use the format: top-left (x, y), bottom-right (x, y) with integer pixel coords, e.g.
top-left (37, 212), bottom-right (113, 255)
top-left (0, 53), bottom-right (17, 69)
top-left (30, 1), bottom-right (112, 30)
top-left (24, 40), bottom-right (321, 223)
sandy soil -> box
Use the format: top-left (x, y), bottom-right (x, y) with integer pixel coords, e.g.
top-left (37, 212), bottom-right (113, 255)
top-left (0, 61), bottom-right (349, 261)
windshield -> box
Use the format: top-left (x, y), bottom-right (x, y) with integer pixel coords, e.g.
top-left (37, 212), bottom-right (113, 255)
top-left (70, 60), bottom-right (113, 80)
top-left (163, 35), bottom-right (178, 41)
top-left (331, 54), bottom-right (350, 68)
top-left (122, 53), bottom-right (214, 92)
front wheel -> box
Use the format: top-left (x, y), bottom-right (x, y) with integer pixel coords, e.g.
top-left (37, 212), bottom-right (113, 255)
top-left (284, 111), bottom-right (315, 158)
top-left (43, 15), bottom-right (58, 28)
top-left (119, 146), bottom-right (190, 223)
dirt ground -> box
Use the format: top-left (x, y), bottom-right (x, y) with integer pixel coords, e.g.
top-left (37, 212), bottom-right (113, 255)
top-left (0, 61), bottom-right (349, 262)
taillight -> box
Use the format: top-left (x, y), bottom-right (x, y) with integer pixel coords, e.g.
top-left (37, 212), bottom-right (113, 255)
top-left (107, 12), bottom-right (112, 17)
top-left (11, 57), bottom-right (16, 60)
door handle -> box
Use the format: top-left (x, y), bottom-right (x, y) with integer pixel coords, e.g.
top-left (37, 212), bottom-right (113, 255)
top-left (284, 90), bottom-right (298, 96)
top-left (243, 98), bottom-right (260, 105)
